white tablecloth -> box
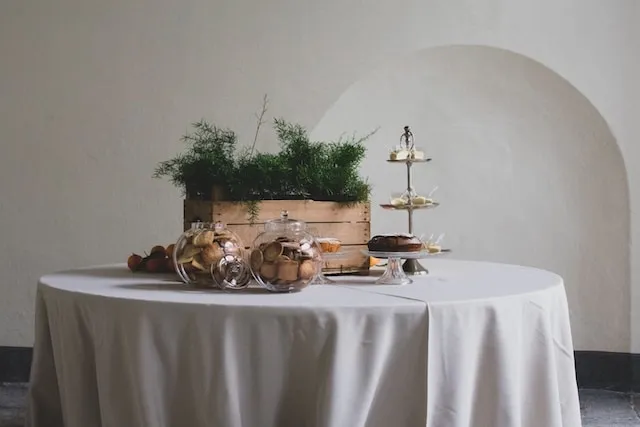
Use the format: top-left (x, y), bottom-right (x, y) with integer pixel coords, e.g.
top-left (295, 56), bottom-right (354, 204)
top-left (25, 260), bottom-right (581, 427)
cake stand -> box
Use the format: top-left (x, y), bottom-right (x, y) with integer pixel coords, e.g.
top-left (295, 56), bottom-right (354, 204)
top-left (313, 251), bottom-right (347, 284)
top-left (363, 250), bottom-right (449, 285)
top-left (383, 125), bottom-right (443, 275)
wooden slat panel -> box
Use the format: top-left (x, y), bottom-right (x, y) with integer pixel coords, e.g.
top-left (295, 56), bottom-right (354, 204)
top-left (227, 222), bottom-right (369, 246)
top-left (322, 244), bottom-right (369, 273)
top-left (184, 200), bottom-right (214, 223)
top-left (184, 199), bottom-right (371, 275)
top-left (177, 227), bottom-right (370, 274)
top-left (208, 200), bottom-right (370, 224)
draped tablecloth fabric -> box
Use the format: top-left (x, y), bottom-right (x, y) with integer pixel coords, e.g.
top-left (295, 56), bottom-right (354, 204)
top-left (25, 260), bottom-right (581, 427)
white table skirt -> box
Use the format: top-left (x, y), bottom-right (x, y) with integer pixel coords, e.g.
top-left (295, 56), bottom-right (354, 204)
top-left (25, 260), bottom-right (581, 427)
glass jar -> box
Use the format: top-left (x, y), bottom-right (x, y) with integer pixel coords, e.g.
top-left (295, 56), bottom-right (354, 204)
top-left (249, 210), bottom-right (323, 292)
top-left (173, 221), bottom-right (251, 290)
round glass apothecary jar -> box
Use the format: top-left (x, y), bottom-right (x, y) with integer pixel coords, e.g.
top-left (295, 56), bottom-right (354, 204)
top-left (173, 221), bottom-right (251, 290)
top-left (249, 211), bottom-right (323, 292)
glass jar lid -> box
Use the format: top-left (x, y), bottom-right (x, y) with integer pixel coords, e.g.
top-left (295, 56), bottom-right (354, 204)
top-left (264, 210), bottom-right (307, 232)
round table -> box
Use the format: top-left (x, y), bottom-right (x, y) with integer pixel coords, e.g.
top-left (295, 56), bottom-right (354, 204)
top-left (25, 260), bottom-right (581, 427)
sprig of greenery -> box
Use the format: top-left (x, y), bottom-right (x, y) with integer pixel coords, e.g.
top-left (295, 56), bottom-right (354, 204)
top-left (153, 120), bottom-right (237, 199)
top-left (154, 116), bottom-right (375, 207)
top-left (243, 200), bottom-right (261, 224)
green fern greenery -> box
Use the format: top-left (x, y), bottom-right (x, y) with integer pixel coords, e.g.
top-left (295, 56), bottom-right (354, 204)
top-left (153, 120), bottom-right (237, 199)
top-left (243, 200), bottom-right (261, 224)
top-left (154, 117), bottom-right (375, 213)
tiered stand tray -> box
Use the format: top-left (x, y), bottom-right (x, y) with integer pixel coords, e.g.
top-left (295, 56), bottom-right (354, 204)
top-left (375, 125), bottom-right (451, 279)
top-left (383, 157), bottom-right (435, 275)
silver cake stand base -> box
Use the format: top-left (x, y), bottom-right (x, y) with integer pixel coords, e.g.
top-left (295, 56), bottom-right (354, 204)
top-left (402, 258), bottom-right (429, 276)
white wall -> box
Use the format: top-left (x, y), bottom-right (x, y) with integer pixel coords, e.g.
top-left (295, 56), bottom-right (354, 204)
top-left (0, 0), bottom-right (637, 352)
top-left (312, 45), bottom-right (629, 351)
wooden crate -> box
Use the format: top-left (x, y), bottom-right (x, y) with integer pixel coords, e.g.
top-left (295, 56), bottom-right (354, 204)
top-left (184, 199), bottom-right (371, 275)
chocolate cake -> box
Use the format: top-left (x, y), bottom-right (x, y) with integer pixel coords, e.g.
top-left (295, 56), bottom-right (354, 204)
top-left (367, 233), bottom-right (423, 252)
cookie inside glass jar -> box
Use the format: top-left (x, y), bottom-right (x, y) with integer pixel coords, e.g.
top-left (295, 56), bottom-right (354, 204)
top-left (173, 221), bottom-right (249, 289)
top-left (249, 211), bottom-right (322, 292)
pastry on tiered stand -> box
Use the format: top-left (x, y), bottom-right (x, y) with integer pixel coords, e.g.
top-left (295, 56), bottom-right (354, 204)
top-left (389, 126), bottom-right (427, 160)
top-left (389, 146), bottom-right (426, 161)
top-left (421, 233), bottom-right (447, 254)
top-left (372, 125), bottom-right (452, 277)
top-left (384, 187), bottom-right (439, 210)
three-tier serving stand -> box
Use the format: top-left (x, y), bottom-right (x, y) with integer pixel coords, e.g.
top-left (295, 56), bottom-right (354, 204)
top-left (381, 126), bottom-right (440, 276)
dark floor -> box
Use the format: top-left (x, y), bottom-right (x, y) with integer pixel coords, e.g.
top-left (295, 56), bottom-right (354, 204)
top-left (2, 384), bottom-right (639, 426)
top-left (580, 389), bottom-right (640, 426)
top-left (0, 384), bottom-right (25, 427)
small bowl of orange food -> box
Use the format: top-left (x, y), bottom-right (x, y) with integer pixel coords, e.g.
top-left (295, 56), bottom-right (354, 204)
top-left (316, 237), bottom-right (341, 253)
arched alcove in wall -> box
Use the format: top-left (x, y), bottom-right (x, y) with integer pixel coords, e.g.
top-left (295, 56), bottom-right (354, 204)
top-left (311, 45), bottom-right (630, 352)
